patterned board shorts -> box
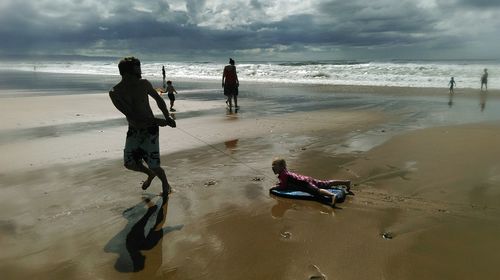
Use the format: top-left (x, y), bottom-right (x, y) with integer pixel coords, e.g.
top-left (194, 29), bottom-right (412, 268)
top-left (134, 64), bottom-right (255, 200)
top-left (124, 126), bottom-right (160, 169)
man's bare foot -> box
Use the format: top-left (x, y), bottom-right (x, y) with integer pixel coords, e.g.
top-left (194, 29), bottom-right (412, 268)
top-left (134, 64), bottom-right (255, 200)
top-left (141, 174), bottom-right (156, 190)
top-left (165, 185), bottom-right (172, 194)
top-left (160, 191), bottom-right (172, 201)
top-left (159, 185), bottom-right (173, 198)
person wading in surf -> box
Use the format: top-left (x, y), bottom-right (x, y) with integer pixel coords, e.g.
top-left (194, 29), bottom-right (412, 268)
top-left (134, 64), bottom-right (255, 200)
top-left (222, 58), bottom-right (239, 108)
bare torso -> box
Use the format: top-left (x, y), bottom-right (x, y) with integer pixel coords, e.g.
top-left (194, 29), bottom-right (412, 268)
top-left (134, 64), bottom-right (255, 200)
top-left (109, 79), bottom-right (156, 128)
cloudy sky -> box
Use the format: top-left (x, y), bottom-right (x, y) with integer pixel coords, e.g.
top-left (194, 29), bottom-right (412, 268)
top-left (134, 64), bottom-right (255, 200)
top-left (0, 0), bottom-right (499, 61)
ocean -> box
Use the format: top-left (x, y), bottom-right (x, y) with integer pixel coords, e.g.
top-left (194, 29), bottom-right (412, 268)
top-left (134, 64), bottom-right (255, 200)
top-left (0, 58), bottom-right (498, 89)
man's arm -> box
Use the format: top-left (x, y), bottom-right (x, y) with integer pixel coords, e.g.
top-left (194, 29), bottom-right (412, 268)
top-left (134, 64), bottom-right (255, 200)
top-left (109, 90), bottom-right (141, 121)
top-left (109, 90), bottom-right (129, 116)
top-left (145, 81), bottom-right (176, 127)
top-left (146, 81), bottom-right (169, 117)
top-left (109, 90), bottom-right (152, 126)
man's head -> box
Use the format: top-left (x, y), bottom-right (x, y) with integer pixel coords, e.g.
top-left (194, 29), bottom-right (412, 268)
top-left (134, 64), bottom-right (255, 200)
top-left (229, 58), bottom-right (235, 65)
top-left (118, 57), bottom-right (142, 79)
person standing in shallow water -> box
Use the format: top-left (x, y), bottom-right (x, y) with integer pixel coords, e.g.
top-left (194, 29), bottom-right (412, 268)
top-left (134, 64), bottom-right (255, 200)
top-left (222, 58), bottom-right (239, 108)
top-left (165, 80), bottom-right (178, 112)
top-left (481, 68), bottom-right (488, 92)
top-left (109, 57), bottom-right (176, 199)
top-left (162, 65), bottom-right (166, 89)
top-left (448, 77), bottom-right (456, 94)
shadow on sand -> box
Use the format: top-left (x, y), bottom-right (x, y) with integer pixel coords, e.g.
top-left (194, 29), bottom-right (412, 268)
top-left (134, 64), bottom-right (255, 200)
top-left (104, 196), bottom-right (183, 273)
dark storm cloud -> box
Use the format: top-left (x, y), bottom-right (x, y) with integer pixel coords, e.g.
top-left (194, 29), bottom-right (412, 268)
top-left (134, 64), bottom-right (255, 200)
top-left (456, 0), bottom-right (500, 8)
top-left (213, 0), bottom-right (445, 52)
top-left (0, 0), bottom-right (191, 54)
top-left (315, 0), bottom-right (441, 43)
top-left (0, 0), bottom-right (498, 59)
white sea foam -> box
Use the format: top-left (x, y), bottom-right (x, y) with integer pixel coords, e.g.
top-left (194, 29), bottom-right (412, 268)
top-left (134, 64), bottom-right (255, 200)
top-left (0, 59), bottom-right (498, 89)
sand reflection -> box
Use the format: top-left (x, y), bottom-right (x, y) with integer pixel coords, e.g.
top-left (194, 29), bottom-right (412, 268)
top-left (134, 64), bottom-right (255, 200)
top-left (479, 92), bottom-right (487, 112)
top-left (270, 196), bottom-right (334, 218)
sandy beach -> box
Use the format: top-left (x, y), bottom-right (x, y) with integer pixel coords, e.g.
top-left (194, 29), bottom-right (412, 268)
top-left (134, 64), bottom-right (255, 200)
top-left (1, 71), bottom-right (500, 279)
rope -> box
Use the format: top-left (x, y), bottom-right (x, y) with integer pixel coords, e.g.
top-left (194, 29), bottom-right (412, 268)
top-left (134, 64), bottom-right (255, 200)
top-left (175, 126), bottom-right (276, 181)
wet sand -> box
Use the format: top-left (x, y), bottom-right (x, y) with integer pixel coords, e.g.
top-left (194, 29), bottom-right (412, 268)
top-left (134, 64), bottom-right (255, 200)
top-left (1, 75), bottom-right (500, 279)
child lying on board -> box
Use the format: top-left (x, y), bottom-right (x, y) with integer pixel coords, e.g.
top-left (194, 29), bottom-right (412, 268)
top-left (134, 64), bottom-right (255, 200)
top-left (271, 158), bottom-right (351, 207)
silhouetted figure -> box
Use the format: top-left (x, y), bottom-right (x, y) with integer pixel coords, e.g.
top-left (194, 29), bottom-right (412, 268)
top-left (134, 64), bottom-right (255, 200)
top-left (222, 58), bottom-right (239, 108)
top-left (109, 57), bottom-right (176, 199)
top-left (481, 68), bottom-right (488, 92)
top-left (448, 77), bottom-right (456, 94)
top-left (105, 198), bottom-right (182, 272)
top-left (165, 80), bottom-right (178, 112)
top-left (126, 199), bottom-right (179, 273)
top-left (162, 65), bottom-right (166, 88)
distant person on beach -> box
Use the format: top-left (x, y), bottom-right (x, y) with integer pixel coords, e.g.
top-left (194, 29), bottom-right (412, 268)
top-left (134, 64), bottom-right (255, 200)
top-left (481, 68), bottom-right (488, 91)
top-left (165, 80), bottom-right (178, 112)
top-left (222, 58), bottom-right (239, 108)
top-left (109, 57), bottom-right (176, 199)
top-left (162, 65), bottom-right (166, 88)
top-left (448, 77), bottom-right (456, 94)
top-left (270, 158), bottom-right (351, 207)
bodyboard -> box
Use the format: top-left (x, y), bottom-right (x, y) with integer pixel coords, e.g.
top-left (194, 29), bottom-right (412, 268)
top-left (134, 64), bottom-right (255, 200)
top-left (270, 187), bottom-right (346, 203)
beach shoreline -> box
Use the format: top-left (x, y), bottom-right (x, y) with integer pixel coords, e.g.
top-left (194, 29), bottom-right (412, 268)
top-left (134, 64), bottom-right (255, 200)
top-left (2, 68), bottom-right (500, 97)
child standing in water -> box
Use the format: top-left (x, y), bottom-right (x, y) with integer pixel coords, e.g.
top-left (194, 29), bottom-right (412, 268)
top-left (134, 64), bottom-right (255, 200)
top-left (448, 77), bottom-right (456, 94)
top-left (271, 158), bottom-right (351, 207)
top-left (481, 68), bottom-right (488, 92)
top-left (166, 80), bottom-right (178, 111)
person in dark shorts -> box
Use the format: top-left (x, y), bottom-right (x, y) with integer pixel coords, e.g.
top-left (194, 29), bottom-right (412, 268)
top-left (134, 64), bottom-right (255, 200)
top-left (448, 77), bottom-right (456, 94)
top-left (109, 57), bottom-right (176, 199)
top-left (222, 58), bottom-right (239, 108)
top-left (162, 65), bottom-right (166, 88)
top-left (270, 158), bottom-right (351, 207)
top-left (481, 68), bottom-right (488, 92)
top-left (165, 80), bottom-right (178, 111)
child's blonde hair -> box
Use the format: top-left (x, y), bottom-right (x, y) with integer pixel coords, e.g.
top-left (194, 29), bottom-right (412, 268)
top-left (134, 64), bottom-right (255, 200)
top-left (272, 158), bottom-right (287, 169)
